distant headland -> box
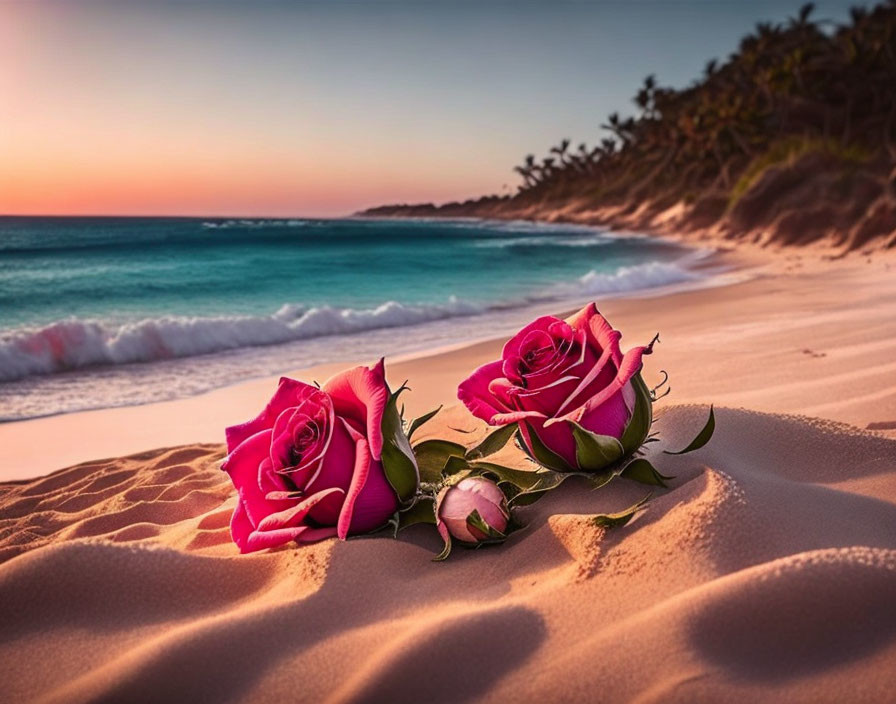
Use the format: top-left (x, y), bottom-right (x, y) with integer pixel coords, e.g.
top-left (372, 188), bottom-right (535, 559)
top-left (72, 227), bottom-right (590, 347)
top-left (361, 2), bottom-right (896, 254)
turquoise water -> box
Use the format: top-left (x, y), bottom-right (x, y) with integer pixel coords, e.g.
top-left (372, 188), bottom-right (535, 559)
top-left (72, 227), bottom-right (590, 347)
top-left (0, 216), bottom-right (703, 418)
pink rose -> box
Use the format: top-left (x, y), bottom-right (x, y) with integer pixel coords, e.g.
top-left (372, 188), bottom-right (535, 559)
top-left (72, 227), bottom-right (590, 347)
top-left (457, 303), bottom-right (653, 472)
top-left (222, 360), bottom-right (417, 553)
top-left (436, 477), bottom-right (510, 544)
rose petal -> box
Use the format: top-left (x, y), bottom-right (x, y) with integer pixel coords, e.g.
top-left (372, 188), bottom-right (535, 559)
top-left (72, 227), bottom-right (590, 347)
top-left (257, 456), bottom-right (291, 501)
top-left (457, 360), bottom-right (513, 424)
top-left (518, 417), bottom-right (578, 468)
top-left (229, 499), bottom-right (255, 553)
top-left (522, 327), bottom-right (585, 386)
top-left (222, 429), bottom-right (291, 527)
top-left (305, 417), bottom-right (358, 524)
top-left (515, 374), bottom-right (582, 415)
top-left (241, 525), bottom-right (338, 553)
top-left (557, 344), bottom-right (650, 425)
top-left (225, 377), bottom-right (320, 453)
top-left (577, 386), bottom-right (632, 438)
top-left (241, 527), bottom-right (308, 553)
top-left (306, 416), bottom-right (357, 490)
top-left (257, 487), bottom-right (345, 532)
top-left (322, 359), bottom-right (389, 460)
top-left (589, 314), bottom-right (625, 367)
top-left (269, 395), bottom-right (333, 475)
top-left (336, 435), bottom-right (372, 539)
top-left (565, 302), bottom-right (599, 333)
top-left (349, 459), bottom-right (398, 534)
top-left (230, 499), bottom-right (313, 554)
top-left (501, 315), bottom-right (562, 360)
top-left (294, 526), bottom-right (339, 543)
top-left (336, 431), bottom-right (400, 538)
top-left (553, 342), bottom-right (618, 416)
top-left (490, 408), bottom-right (548, 426)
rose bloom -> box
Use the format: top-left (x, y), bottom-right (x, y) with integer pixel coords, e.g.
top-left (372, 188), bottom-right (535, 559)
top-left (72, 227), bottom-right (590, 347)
top-left (436, 477), bottom-right (509, 544)
top-left (222, 360), bottom-right (405, 553)
top-left (457, 303), bottom-right (652, 470)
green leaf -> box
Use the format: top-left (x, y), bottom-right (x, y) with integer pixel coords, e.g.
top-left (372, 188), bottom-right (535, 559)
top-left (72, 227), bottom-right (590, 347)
top-left (412, 439), bottom-right (466, 484)
top-left (394, 496), bottom-right (437, 535)
top-left (664, 405), bottom-right (715, 455)
top-left (518, 423), bottom-right (575, 472)
top-left (592, 494), bottom-right (651, 529)
top-left (570, 421), bottom-right (625, 472)
top-left (380, 386), bottom-right (420, 506)
top-left (621, 373), bottom-right (654, 455)
top-left (465, 422), bottom-right (519, 461)
top-left (621, 458), bottom-right (673, 487)
top-left (465, 509), bottom-right (507, 542)
top-left (407, 405), bottom-right (442, 441)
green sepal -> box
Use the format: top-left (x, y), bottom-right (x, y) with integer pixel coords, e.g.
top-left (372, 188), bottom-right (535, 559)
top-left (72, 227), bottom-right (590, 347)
top-left (379, 385), bottom-right (420, 506)
top-left (433, 532), bottom-right (452, 561)
top-left (569, 421), bottom-right (625, 472)
top-left (407, 405), bottom-right (442, 441)
top-left (465, 509), bottom-right (507, 542)
top-left (518, 423), bottom-right (575, 472)
top-left (621, 457), bottom-right (673, 487)
top-left (465, 422), bottom-right (518, 461)
top-left (509, 471), bottom-right (576, 506)
top-left (664, 405), bottom-right (715, 455)
top-left (621, 373), bottom-right (654, 455)
top-left (435, 454), bottom-right (553, 505)
top-left (412, 439), bottom-right (466, 484)
top-left (592, 493), bottom-right (651, 528)
top-left (392, 496), bottom-right (437, 537)
top-left (443, 454), bottom-right (475, 479)
top-left (588, 463), bottom-right (628, 491)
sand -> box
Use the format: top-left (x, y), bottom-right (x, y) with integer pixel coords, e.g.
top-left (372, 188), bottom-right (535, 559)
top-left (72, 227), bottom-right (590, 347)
top-left (1, 248), bottom-right (895, 702)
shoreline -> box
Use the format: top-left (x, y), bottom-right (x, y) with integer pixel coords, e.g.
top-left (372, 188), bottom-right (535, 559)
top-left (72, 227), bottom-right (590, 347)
top-left (0, 232), bottom-right (739, 424)
top-left (2, 242), bottom-right (894, 481)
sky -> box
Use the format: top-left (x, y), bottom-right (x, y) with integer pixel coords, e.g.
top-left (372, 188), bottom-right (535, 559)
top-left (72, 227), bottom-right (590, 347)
top-left (0, 0), bottom-right (868, 218)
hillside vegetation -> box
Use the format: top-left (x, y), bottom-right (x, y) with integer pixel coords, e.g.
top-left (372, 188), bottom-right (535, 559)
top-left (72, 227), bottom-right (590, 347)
top-left (363, 2), bottom-right (896, 253)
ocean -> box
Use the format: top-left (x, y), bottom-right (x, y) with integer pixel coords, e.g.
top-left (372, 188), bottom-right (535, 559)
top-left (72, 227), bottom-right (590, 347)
top-left (0, 216), bottom-right (712, 420)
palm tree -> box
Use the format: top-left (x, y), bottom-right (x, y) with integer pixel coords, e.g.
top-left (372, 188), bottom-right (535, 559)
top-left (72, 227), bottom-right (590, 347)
top-left (550, 139), bottom-right (572, 165)
top-left (498, 0), bottom-right (895, 235)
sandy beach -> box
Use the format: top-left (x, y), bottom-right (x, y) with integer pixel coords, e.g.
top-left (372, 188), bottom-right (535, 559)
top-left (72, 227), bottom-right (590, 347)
top-left (1, 246), bottom-right (895, 702)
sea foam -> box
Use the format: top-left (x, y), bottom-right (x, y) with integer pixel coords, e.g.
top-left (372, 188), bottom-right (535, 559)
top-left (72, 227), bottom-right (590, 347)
top-left (0, 298), bottom-right (482, 383)
top-left (0, 257), bottom-right (707, 384)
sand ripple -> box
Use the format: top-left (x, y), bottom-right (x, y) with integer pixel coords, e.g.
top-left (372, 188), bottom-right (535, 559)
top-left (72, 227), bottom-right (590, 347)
top-left (1, 406), bottom-right (895, 702)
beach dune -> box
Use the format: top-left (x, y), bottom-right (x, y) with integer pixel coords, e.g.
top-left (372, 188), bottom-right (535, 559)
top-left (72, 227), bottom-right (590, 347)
top-left (1, 404), bottom-right (895, 702)
top-left (1, 252), bottom-right (895, 702)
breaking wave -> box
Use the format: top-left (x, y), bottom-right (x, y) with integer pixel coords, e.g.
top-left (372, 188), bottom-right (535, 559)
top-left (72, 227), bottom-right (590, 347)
top-left (548, 259), bottom-right (701, 298)
top-left (0, 299), bottom-right (482, 383)
top-left (0, 257), bottom-right (707, 384)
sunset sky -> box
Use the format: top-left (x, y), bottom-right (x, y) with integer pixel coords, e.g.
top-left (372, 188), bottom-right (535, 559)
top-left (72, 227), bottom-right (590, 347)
top-left (0, 0), bottom-right (863, 217)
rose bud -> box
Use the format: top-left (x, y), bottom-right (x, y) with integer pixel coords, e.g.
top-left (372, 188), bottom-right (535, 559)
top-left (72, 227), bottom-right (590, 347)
top-left (222, 360), bottom-right (418, 553)
top-left (436, 477), bottom-right (510, 544)
top-left (457, 302), bottom-right (654, 472)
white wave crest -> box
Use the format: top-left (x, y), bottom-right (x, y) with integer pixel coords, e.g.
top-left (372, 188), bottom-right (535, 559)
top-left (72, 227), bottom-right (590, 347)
top-left (202, 219), bottom-right (315, 229)
top-left (0, 298), bottom-right (483, 383)
top-left (473, 234), bottom-right (613, 249)
top-left (547, 260), bottom-right (700, 299)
